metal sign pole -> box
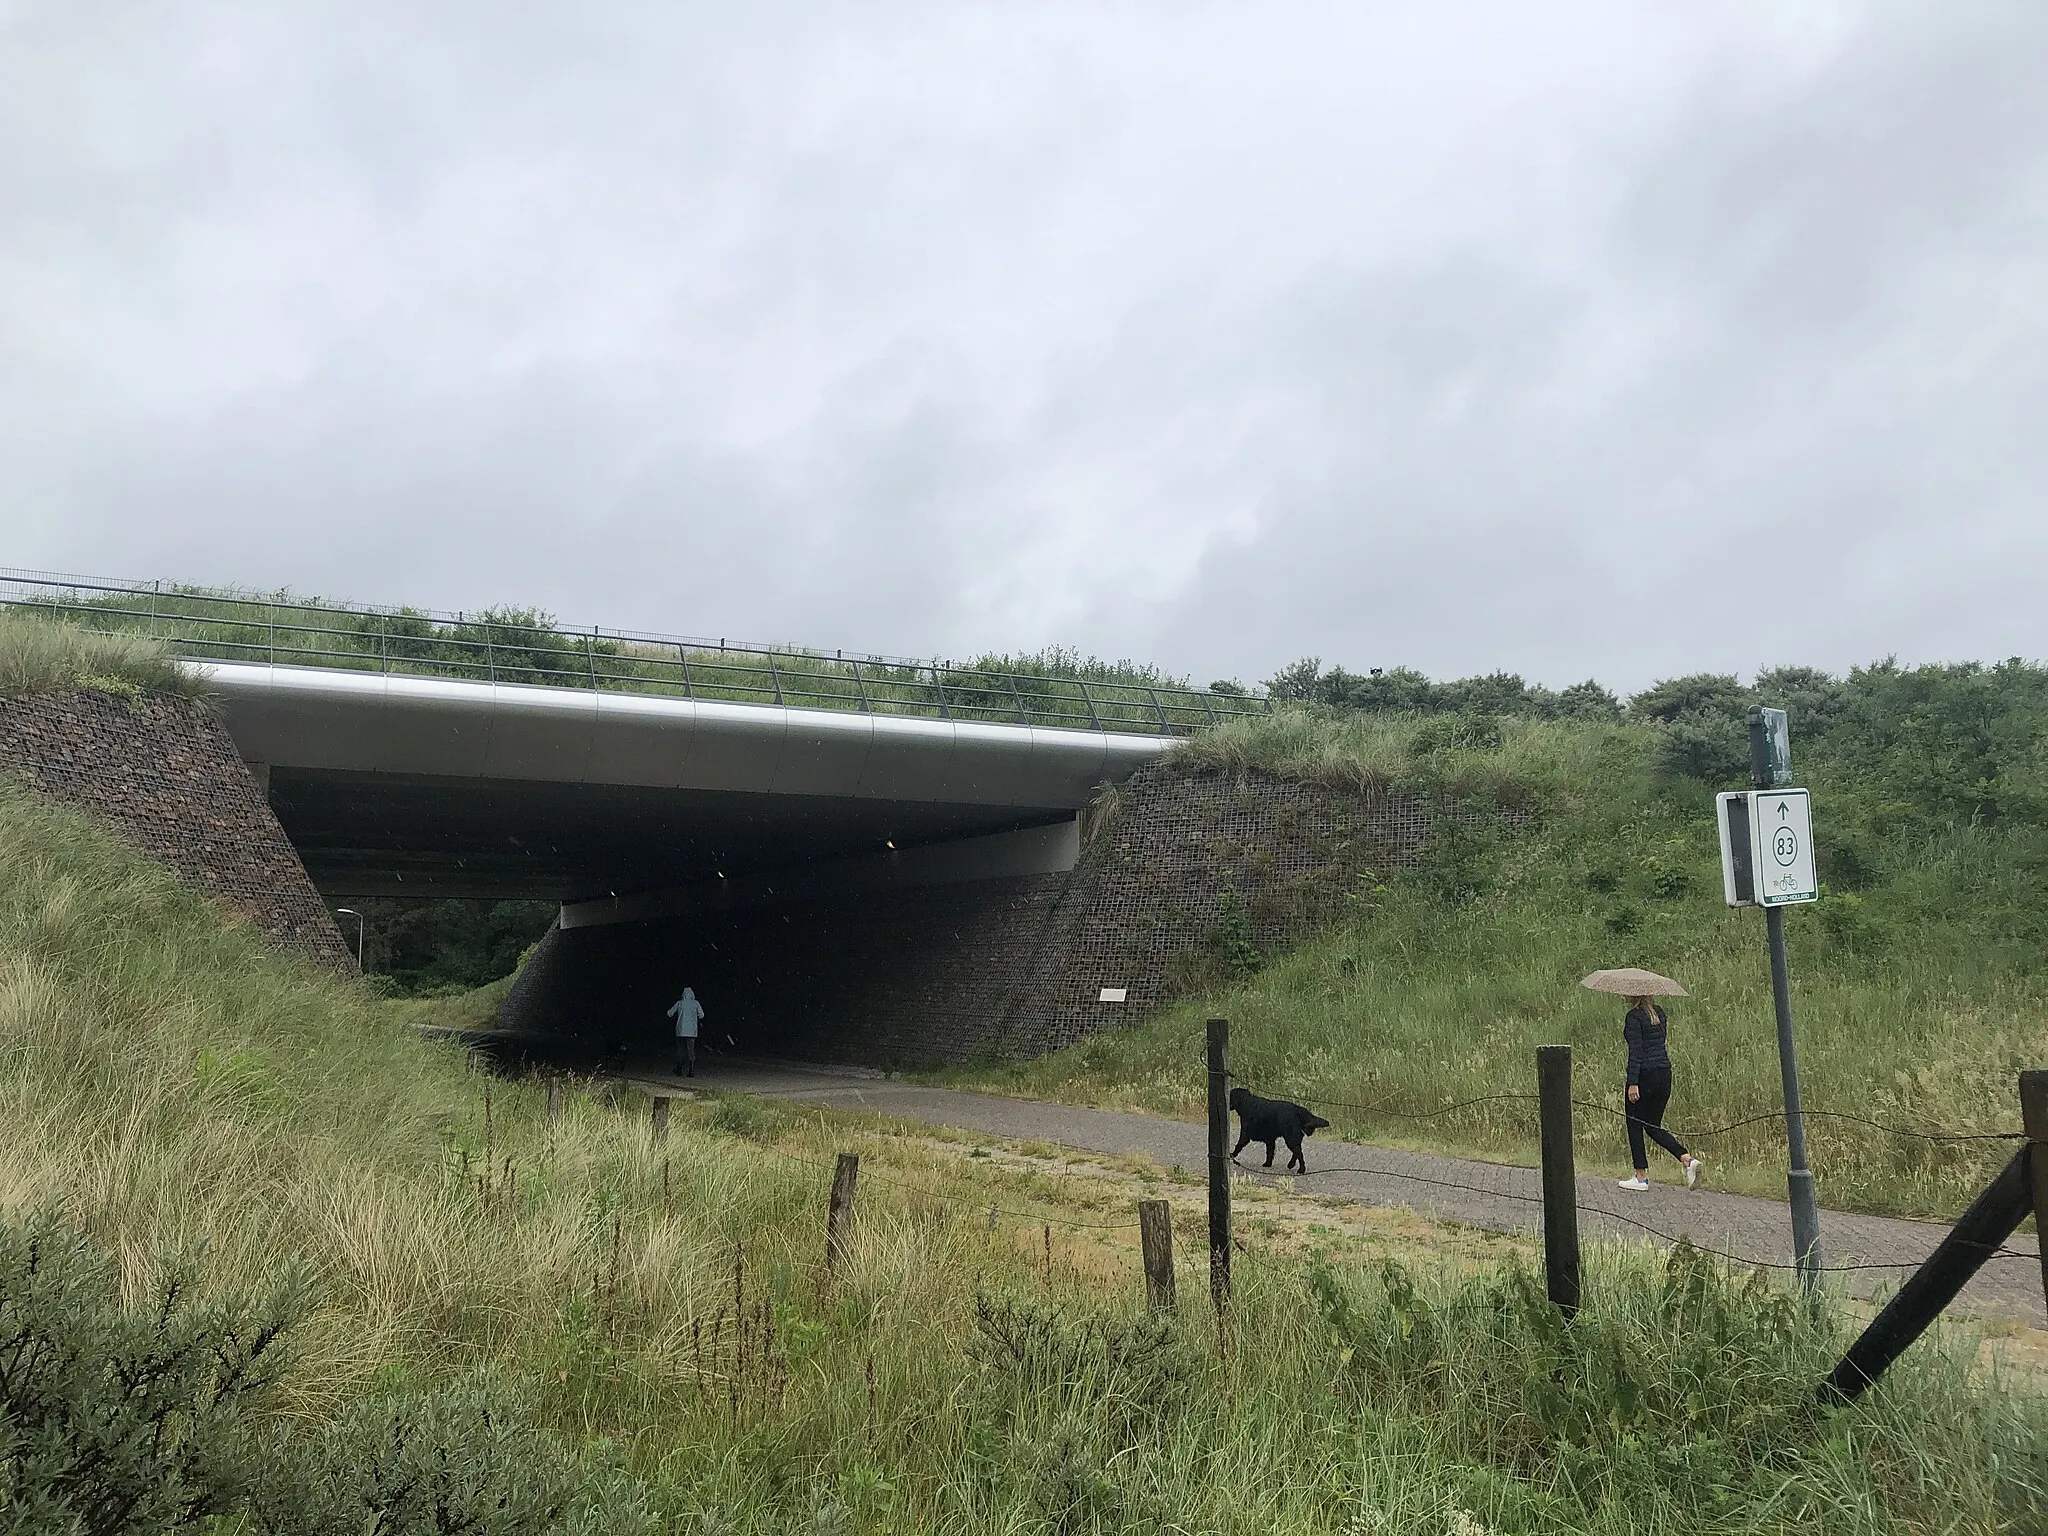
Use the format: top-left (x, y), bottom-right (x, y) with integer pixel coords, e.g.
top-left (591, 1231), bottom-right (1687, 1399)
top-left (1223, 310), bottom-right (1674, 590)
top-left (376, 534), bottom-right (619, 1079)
top-left (1749, 706), bottom-right (1823, 1287)
top-left (1765, 902), bottom-right (1822, 1285)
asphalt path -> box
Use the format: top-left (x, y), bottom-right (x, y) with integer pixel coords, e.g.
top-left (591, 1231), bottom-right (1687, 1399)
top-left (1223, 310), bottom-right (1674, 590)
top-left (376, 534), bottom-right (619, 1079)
top-left (615, 1055), bottom-right (2045, 1330)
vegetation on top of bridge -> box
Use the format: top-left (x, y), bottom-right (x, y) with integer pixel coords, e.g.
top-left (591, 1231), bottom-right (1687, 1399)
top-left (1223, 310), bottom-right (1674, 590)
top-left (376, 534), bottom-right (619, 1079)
top-left (0, 569), bottom-right (1264, 736)
top-left (0, 606), bottom-right (210, 699)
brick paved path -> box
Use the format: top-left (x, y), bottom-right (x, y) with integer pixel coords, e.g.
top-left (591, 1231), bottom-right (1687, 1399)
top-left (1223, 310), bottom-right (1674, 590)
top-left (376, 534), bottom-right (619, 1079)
top-left (630, 1057), bottom-right (2045, 1330)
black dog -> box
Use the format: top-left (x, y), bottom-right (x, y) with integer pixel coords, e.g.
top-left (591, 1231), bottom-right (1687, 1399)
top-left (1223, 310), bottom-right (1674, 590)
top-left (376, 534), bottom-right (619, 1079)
top-left (1228, 1086), bottom-right (1330, 1173)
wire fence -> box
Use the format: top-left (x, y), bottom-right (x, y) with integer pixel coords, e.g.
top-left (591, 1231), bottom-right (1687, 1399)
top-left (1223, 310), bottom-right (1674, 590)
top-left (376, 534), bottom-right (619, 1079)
top-left (1, 567), bottom-right (1267, 737)
top-left (688, 1070), bottom-right (2043, 1276)
top-left (511, 1052), bottom-right (2042, 1325)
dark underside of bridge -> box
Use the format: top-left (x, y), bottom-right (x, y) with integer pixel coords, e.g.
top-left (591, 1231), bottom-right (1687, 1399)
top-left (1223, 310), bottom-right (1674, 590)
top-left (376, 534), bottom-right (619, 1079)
top-left (492, 874), bottom-right (1091, 1072)
top-left (269, 766), bottom-right (1094, 1069)
top-left (270, 767), bottom-right (1070, 902)
top-left (263, 764), bottom-right (1408, 1072)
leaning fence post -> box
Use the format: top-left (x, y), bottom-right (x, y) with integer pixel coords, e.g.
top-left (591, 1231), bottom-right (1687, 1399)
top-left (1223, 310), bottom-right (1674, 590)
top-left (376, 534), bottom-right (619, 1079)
top-left (826, 1153), bottom-right (860, 1273)
top-left (2021, 1070), bottom-right (2047, 1314)
top-left (1537, 1045), bottom-right (1581, 1320)
top-left (1207, 1018), bottom-right (1232, 1322)
top-left (1138, 1200), bottom-right (1176, 1312)
top-left (1822, 1136), bottom-right (2036, 1403)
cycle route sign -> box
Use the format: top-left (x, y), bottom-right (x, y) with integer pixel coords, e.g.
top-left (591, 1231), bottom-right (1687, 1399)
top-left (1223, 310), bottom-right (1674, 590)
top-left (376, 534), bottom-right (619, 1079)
top-left (1717, 788), bottom-right (1819, 907)
top-left (1749, 789), bottom-right (1817, 906)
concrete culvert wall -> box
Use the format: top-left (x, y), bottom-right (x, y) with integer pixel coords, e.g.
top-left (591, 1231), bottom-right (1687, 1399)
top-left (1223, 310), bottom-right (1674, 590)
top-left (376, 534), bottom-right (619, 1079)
top-left (499, 764), bottom-right (1466, 1068)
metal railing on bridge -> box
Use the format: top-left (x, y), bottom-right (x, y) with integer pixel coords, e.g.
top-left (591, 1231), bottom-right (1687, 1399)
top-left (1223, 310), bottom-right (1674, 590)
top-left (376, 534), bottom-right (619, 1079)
top-left (1, 569), bottom-right (1269, 737)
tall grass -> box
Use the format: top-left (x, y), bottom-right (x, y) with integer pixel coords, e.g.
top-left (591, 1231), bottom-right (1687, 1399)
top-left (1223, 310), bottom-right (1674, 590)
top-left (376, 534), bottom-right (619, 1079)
top-left (1, 778), bottom-right (2042, 1531)
top-left (0, 609), bottom-right (203, 698)
top-left (958, 711), bottom-right (2048, 1218)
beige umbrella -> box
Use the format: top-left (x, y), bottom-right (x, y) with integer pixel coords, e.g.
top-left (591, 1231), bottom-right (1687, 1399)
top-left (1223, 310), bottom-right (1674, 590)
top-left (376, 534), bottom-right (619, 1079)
top-left (1581, 967), bottom-right (1687, 997)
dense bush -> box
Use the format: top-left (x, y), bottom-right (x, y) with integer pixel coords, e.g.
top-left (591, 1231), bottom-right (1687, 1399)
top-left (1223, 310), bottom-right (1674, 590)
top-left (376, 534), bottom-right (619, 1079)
top-left (1266, 658), bottom-right (1623, 721)
top-left (0, 1217), bottom-right (291, 1534)
top-left (0, 1216), bottom-right (656, 1536)
top-left (251, 1380), bottom-right (658, 1536)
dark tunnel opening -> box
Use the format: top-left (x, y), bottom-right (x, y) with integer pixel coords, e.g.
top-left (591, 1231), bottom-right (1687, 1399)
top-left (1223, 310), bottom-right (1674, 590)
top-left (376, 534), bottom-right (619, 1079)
top-left (491, 866), bottom-right (1086, 1074)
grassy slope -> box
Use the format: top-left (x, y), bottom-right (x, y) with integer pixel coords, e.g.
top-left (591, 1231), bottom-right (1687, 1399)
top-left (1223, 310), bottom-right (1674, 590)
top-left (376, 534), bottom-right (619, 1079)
top-left (5, 780), bottom-right (2045, 1531)
top-left (948, 711), bottom-right (2048, 1220)
top-left (0, 608), bottom-right (206, 697)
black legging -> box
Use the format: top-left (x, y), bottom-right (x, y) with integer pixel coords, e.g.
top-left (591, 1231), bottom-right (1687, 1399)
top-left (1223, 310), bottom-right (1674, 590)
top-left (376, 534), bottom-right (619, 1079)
top-left (1626, 1068), bottom-right (1690, 1168)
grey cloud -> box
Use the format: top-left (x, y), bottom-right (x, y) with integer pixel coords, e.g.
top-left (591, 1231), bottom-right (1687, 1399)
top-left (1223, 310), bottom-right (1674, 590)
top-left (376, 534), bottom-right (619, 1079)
top-left (3, 2), bottom-right (2045, 692)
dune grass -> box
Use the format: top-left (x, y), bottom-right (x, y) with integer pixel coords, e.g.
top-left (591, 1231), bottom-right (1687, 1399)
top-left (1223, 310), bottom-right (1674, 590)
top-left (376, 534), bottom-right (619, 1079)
top-left (0, 609), bottom-right (204, 698)
top-left (3, 776), bottom-right (2045, 1531)
top-left (948, 711), bottom-right (2048, 1220)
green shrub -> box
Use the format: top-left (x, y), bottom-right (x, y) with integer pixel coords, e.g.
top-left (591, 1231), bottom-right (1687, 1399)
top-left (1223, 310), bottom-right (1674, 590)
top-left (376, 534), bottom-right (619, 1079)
top-left (1652, 714), bottom-right (1750, 784)
top-left (1212, 879), bottom-right (1263, 979)
top-left (251, 1379), bottom-right (659, 1536)
top-left (0, 1213), bottom-right (661, 1536)
top-left (0, 1216), bottom-right (294, 1534)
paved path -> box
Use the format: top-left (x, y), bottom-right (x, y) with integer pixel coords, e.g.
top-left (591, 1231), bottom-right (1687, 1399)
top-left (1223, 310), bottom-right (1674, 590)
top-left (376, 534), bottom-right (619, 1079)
top-left (618, 1057), bottom-right (2045, 1329)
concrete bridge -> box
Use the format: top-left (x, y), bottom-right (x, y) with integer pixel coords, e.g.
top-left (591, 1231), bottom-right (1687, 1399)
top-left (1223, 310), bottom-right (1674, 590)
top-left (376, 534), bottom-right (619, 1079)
top-left (7, 572), bottom-right (1273, 1065)
top-left (206, 660), bottom-right (1178, 911)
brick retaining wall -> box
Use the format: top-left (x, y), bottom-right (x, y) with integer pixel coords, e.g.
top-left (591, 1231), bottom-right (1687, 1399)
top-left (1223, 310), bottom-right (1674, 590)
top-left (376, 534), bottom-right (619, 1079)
top-left (501, 764), bottom-right (1457, 1066)
top-left (0, 688), bottom-right (356, 970)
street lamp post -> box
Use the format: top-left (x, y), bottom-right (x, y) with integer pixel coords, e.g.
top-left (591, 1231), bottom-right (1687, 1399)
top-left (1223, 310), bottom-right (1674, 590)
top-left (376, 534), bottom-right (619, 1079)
top-left (333, 907), bottom-right (365, 970)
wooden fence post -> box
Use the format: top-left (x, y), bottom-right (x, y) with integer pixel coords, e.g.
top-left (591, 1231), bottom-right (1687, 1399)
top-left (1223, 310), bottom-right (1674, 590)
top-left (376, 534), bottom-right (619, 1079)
top-left (651, 1094), bottom-right (671, 1142)
top-left (2021, 1070), bottom-right (2047, 1314)
top-left (1537, 1045), bottom-right (1581, 1320)
top-left (1207, 1018), bottom-right (1232, 1322)
top-left (546, 1076), bottom-right (565, 1127)
top-left (1822, 1138), bottom-right (2035, 1403)
top-left (1139, 1200), bottom-right (1176, 1312)
top-left (826, 1153), bottom-right (860, 1273)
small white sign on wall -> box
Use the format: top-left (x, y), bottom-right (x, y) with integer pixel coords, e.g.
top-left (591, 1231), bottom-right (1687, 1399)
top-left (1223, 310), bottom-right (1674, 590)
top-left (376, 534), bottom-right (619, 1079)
top-left (1098, 987), bottom-right (1128, 1003)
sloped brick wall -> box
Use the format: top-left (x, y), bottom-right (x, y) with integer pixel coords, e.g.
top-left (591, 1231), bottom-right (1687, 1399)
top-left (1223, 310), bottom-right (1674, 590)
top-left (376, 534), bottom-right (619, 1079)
top-left (501, 764), bottom-right (1450, 1066)
top-left (0, 688), bottom-right (356, 970)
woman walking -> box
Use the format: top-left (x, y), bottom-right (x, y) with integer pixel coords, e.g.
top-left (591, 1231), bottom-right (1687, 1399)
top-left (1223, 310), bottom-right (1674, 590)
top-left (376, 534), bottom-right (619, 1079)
top-left (1618, 993), bottom-right (1703, 1190)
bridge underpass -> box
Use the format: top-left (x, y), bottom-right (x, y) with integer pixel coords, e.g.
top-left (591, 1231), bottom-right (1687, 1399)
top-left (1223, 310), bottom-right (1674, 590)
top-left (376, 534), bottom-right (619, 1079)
top-left (206, 661), bottom-right (1179, 1064)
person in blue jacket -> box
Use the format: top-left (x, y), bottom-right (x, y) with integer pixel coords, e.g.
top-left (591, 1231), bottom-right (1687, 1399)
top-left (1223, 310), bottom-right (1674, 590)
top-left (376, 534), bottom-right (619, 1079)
top-left (1618, 994), bottom-right (1703, 1190)
top-left (666, 985), bottom-right (705, 1078)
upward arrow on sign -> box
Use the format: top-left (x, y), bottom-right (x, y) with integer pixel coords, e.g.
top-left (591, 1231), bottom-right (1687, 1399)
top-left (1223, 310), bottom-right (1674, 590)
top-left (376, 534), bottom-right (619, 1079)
top-left (1780, 803), bottom-right (1791, 819)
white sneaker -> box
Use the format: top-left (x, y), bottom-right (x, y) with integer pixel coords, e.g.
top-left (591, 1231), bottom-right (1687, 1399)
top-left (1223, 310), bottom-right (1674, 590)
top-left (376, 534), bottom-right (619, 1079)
top-left (1617, 1176), bottom-right (1650, 1191)
top-left (1685, 1156), bottom-right (1703, 1190)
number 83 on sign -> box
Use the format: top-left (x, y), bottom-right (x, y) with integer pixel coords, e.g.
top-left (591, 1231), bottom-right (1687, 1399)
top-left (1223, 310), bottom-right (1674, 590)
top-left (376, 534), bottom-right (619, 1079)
top-left (1717, 789), bottom-right (1819, 908)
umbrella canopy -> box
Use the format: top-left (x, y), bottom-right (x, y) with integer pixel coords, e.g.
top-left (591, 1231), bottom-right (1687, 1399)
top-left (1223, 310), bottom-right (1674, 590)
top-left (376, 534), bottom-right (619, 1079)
top-left (1581, 968), bottom-right (1687, 997)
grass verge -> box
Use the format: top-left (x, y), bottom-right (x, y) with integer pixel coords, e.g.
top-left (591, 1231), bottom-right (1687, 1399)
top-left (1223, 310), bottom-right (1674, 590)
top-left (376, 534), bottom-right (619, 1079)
top-left (3, 776), bottom-right (2045, 1531)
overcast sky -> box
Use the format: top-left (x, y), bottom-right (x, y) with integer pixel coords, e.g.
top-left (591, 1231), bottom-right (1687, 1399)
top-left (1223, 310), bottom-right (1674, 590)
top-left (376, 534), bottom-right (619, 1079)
top-left (3, 2), bottom-right (2044, 694)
